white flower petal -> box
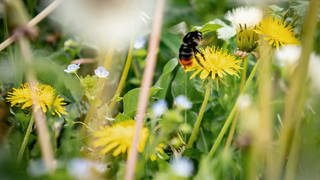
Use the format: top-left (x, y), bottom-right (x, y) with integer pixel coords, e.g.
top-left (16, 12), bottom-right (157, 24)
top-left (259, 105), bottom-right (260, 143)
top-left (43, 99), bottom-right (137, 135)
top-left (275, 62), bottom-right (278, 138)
top-left (170, 157), bottom-right (194, 177)
top-left (134, 36), bottom-right (147, 49)
top-left (217, 25), bottom-right (237, 41)
top-left (309, 54), bottom-right (320, 92)
top-left (237, 94), bottom-right (252, 110)
top-left (64, 64), bottom-right (80, 73)
top-left (52, 0), bottom-right (154, 49)
top-left (225, 6), bottom-right (263, 28)
top-left (275, 45), bottom-right (301, 67)
top-left (94, 66), bottom-right (109, 78)
top-left (174, 95), bottom-right (192, 110)
top-left (67, 158), bottom-right (107, 180)
top-left (152, 100), bottom-right (168, 117)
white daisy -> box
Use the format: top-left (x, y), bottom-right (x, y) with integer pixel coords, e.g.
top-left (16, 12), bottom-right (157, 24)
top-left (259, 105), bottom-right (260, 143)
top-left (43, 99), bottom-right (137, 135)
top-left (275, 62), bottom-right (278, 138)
top-left (225, 6), bottom-right (263, 28)
top-left (94, 66), bottom-right (109, 78)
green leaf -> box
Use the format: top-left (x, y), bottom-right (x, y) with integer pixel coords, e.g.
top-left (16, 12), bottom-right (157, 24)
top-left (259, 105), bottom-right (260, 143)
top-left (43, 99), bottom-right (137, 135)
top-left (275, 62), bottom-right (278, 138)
top-left (114, 113), bottom-right (132, 121)
top-left (32, 58), bottom-right (83, 102)
top-left (171, 68), bottom-right (204, 104)
top-left (192, 21), bottom-right (222, 33)
top-left (154, 58), bottom-right (178, 99)
top-left (201, 23), bottom-right (222, 33)
top-left (161, 32), bottom-right (181, 54)
top-left (123, 87), bottom-right (161, 117)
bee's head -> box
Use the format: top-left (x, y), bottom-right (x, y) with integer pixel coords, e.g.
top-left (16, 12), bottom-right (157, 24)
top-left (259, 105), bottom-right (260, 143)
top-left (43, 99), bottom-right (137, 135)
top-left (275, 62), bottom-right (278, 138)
top-left (183, 30), bottom-right (203, 45)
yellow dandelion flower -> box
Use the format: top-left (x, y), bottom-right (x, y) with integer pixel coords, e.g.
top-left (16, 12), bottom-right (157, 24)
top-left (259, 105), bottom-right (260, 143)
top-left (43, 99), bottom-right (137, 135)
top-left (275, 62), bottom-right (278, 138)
top-left (52, 96), bottom-right (67, 117)
top-left (189, 47), bottom-right (241, 81)
top-left (6, 83), bottom-right (67, 117)
top-left (256, 17), bottom-right (299, 48)
top-left (92, 120), bottom-right (149, 157)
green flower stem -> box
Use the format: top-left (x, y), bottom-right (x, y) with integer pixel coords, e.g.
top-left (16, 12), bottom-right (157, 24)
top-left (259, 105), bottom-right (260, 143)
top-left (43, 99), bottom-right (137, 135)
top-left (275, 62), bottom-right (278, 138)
top-left (208, 101), bottom-right (237, 157)
top-left (17, 116), bottom-right (34, 164)
top-left (208, 60), bottom-right (259, 157)
top-left (284, 117), bottom-right (302, 180)
top-left (187, 80), bottom-right (212, 148)
top-left (109, 40), bottom-right (134, 112)
top-left (276, 0), bottom-right (320, 179)
top-left (225, 57), bottom-right (248, 149)
top-left (250, 40), bottom-right (274, 180)
top-left (240, 57), bottom-right (248, 91)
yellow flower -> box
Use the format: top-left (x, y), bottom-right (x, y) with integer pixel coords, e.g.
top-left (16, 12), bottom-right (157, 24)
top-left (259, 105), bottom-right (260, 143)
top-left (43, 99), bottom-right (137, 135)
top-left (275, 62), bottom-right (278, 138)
top-left (6, 83), bottom-right (67, 117)
top-left (52, 96), bottom-right (67, 117)
top-left (256, 17), bottom-right (299, 48)
top-left (92, 120), bottom-right (149, 157)
top-left (189, 47), bottom-right (241, 81)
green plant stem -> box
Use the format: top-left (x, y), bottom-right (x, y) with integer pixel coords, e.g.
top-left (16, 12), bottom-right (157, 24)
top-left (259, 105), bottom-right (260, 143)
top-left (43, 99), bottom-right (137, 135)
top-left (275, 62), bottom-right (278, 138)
top-left (240, 58), bottom-right (248, 90)
top-left (187, 80), bottom-right (212, 148)
top-left (248, 40), bottom-right (274, 180)
top-left (208, 60), bottom-right (259, 157)
top-left (208, 101), bottom-right (237, 157)
top-left (225, 57), bottom-right (248, 149)
top-left (109, 40), bottom-right (134, 112)
top-left (17, 117), bottom-right (34, 164)
top-left (275, 0), bottom-right (319, 179)
top-left (284, 117), bottom-right (302, 180)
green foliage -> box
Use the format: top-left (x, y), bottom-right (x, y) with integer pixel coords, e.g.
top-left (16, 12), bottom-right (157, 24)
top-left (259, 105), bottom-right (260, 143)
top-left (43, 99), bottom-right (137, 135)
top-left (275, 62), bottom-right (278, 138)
top-left (123, 87), bottom-right (161, 117)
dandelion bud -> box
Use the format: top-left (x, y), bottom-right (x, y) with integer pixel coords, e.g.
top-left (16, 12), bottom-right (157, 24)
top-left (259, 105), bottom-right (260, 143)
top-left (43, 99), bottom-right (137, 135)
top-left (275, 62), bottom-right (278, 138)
top-left (236, 26), bottom-right (259, 53)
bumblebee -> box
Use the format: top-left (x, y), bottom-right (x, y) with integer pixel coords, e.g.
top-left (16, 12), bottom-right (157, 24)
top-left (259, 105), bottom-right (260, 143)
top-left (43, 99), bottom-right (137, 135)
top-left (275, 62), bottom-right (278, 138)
top-left (179, 30), bottom-right (205, 69)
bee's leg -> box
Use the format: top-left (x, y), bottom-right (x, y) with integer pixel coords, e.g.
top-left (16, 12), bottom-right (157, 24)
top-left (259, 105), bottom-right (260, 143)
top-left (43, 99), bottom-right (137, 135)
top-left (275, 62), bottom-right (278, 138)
top-left (193, 50), bottom-right (204, 68)
top-left (192, 47), bottom-right (206, 67)
top-left (194, 47), bottom-right (206, 61)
